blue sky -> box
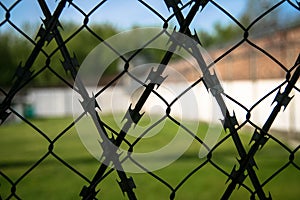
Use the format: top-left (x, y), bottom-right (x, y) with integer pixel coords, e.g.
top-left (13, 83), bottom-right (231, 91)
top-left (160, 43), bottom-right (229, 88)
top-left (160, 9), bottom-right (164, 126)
top-left (0, 0), bottom-right (299, 33)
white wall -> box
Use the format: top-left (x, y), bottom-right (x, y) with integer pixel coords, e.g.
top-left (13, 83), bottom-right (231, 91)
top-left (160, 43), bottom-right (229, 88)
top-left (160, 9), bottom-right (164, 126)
top-left (26, 79), bottom-right (299, 135)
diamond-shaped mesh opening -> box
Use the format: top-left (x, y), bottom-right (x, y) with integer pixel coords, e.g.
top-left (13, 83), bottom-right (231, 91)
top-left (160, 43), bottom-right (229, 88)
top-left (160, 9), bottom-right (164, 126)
top-left (254, 137), bottom-right (291, 180)
top-left (0, 121), bottom-right (49, 172)
top-left (262, 165), bottom-right (300, 199)
top-left (15, 158), bottom-right (88, 199)
top-left (0, 0), bottom-right (299, 199)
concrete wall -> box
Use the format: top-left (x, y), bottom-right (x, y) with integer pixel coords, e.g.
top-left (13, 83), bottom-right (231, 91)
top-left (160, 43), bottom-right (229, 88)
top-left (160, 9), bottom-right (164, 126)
top-left (25, 79), bottom-right (299, 138)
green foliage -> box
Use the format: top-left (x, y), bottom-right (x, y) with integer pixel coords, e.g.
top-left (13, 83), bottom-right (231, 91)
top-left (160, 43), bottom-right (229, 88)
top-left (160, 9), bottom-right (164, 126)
top-left (1, 6), bottom-right (298, 87)
top-left (0, 31), bottom-right (32, 86)
top-left (0, 23), bottom-right (119, 87)
top-left (198, 22), bottom-right (243, 48)
top-left (0, 20), bottom-right (243, 87)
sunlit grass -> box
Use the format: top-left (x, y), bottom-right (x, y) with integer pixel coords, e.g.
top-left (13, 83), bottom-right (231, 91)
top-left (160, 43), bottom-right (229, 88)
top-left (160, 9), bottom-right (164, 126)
top-left (0, 116), bottom-right (299, 199)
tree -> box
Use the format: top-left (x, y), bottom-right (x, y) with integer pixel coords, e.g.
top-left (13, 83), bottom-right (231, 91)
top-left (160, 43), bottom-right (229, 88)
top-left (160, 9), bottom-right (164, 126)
top-left (0, 23), bottom-right (119, 87)
top-left (198, 22), bottom-right (242, 48)
top-left (241, 0), bottom-right (281, 31)
top-left (0, 31), bottom-right (31, 87)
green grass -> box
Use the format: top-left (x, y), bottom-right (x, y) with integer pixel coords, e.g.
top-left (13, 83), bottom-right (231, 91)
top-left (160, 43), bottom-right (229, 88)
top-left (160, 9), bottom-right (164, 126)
top-left (0, 116), bottom-right (299, 199)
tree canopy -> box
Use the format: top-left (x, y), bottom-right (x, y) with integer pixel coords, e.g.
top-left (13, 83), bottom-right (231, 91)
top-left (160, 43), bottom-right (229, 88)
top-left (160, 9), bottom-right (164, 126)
top-left (0, 1), bottom-right (298, 87)
top-left (0, 23), bottom-right (118, 87)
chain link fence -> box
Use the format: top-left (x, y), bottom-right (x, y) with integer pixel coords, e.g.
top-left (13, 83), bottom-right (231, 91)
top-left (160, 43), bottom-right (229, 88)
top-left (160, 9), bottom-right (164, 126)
top-left (0, 0), bottom-right (299, 199)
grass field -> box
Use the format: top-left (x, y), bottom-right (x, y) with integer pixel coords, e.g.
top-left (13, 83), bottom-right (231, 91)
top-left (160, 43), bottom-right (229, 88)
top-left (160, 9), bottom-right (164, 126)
top-left (0, 116), bottom-right (299, 199)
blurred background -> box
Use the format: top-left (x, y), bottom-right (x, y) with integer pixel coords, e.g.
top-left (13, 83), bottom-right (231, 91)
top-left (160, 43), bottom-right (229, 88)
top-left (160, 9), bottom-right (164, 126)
top-left (0, 0), bottom-right (299, 199)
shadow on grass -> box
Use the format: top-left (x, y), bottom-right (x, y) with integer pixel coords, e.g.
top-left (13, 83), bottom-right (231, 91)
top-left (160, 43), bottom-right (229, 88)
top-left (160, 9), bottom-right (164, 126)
top-left (0, 156), bottom-right (97, 169)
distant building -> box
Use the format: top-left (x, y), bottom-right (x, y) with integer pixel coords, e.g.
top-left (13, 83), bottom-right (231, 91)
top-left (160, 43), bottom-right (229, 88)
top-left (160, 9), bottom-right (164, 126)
top-left (167, 24), bottom-right (300, 82)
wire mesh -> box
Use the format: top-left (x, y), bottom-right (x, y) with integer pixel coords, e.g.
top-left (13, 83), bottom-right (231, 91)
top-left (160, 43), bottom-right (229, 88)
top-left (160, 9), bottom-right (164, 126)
top-left (0, 0), bottom-right (299, 199)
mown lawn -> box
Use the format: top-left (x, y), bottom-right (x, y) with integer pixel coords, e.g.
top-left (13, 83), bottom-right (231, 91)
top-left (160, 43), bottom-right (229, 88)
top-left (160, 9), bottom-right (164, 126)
top-left (0, 116), bottom-right (299, 199)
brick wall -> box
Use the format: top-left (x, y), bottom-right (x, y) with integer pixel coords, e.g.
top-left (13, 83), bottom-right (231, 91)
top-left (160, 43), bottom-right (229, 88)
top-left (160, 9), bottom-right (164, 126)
top-left (168, 25), bottom-right (300, 82)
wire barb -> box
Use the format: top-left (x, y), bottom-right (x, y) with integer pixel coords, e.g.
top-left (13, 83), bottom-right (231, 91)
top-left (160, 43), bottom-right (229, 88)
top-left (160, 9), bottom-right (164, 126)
top-left (164, 0), bottom-right (183, 11)
top-left (221, 111), bottom-right (239, 131)
top-left (203, 70), bottom-right (224, 96)
top-left (0, 0), bottom-right (298, 199)
top-left (272, 89), bottom-right (293, 111)
top-left (123, 104), bottom-right (145, 125)
top-left (117, 177), bottom-right (137, 195)
top-left (145, 67), bottom-right (167, 88)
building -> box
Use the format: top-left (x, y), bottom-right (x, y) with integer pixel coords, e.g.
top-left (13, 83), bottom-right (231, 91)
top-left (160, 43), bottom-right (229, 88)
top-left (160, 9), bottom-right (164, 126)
top-left (168, 24), bottom-right (300, 82)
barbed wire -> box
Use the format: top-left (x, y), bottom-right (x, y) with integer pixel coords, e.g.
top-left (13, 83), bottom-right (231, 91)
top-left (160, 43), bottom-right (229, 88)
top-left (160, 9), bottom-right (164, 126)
top-left (0, 0), bottom-right (299, 199)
